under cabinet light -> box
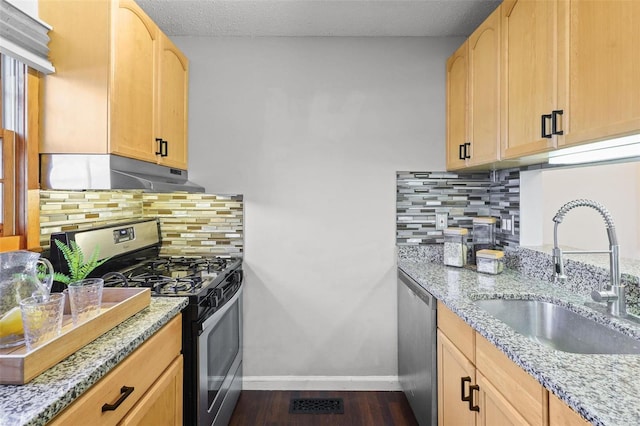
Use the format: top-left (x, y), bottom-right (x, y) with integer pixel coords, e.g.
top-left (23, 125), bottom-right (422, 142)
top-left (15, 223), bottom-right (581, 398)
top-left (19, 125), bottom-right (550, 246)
top-left (548, 134), bottom-right (640, 165)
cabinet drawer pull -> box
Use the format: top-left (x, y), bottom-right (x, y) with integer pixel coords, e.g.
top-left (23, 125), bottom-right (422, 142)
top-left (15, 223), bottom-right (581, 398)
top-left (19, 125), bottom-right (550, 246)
top-left (458, 143), bottom-right (471, 160)
top-left (161, 139), bottom-right (168, 157)
top-left (552, 109), bottom-right (564, 135)
top-left (101, 385), bottom-right (134, 412)
top-left (541, 114), bottom-right (552, 138)
top-left (155, 138), bottom-right (164, 156)
top-left (468, 384), bottom-right (480, 412)
top-left (461, 376), bottom-right (472, 402)
top-left (155, 139), bottom-right (168, 157)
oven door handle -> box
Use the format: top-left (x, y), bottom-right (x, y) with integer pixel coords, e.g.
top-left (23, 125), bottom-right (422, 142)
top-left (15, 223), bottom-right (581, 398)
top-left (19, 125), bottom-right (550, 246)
top-left (200, 284), bottom-right (243, 333)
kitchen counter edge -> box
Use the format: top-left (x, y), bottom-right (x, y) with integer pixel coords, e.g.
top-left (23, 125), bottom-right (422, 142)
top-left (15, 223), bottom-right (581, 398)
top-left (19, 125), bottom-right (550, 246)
top-left (398, 258), bottom-right (640, 426)
top-left (0, 297), bottom-right (188, 426)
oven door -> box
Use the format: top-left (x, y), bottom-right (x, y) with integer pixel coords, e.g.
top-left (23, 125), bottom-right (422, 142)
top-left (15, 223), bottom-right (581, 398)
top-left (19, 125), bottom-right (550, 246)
top-left (198, 284), bottom-right (243, 426)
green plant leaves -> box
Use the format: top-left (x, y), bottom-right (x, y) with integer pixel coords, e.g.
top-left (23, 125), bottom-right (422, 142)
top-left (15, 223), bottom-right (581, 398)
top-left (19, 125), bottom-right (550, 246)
top-left (53, 240), bottom-right (110, 285)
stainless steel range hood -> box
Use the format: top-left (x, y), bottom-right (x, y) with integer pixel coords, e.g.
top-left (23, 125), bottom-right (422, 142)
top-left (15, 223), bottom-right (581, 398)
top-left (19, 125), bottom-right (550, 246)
top-left (40, 154), bottom-right (205, 193)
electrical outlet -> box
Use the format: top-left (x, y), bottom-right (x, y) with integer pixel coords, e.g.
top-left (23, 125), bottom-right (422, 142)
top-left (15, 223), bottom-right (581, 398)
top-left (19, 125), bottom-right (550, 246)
top-left (435, 213), bottom-right (448, 230)
top-left (502, 215), bottom-right (516, 235)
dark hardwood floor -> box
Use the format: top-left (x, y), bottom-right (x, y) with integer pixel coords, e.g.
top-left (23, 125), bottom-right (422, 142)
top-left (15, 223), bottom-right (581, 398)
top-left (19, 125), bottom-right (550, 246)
top-left (228, 390), bottom-right (419, 426)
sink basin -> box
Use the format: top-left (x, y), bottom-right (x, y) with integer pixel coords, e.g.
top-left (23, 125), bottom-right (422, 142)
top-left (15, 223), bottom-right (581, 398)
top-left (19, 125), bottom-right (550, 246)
top-left (473, 299), bottom-right (640, 354)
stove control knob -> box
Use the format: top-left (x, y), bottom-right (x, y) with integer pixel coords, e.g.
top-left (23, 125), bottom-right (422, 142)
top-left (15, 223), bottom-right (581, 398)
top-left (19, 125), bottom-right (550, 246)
top-left (216, 287), bottom-right (225, 301)
top-left (204, 293), bottom-right (218, 308)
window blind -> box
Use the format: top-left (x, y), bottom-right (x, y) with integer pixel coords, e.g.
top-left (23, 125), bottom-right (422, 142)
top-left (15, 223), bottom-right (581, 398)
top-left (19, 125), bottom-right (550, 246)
top-left (0, 0), bottom-right (54, 74)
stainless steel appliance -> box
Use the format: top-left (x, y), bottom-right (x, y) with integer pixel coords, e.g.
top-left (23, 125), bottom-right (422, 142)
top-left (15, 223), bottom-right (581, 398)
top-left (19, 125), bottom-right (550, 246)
top-left (40, 154), bottom-right (205, 192)
top-left (48, 219), bottom-right (243, 426)
top-left (397, 268), bottom-right (437, 426)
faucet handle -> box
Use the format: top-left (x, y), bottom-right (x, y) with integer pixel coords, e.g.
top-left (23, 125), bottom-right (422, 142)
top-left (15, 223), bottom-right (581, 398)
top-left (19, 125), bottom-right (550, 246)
top-left (591, 289), bottom-right (618, 303)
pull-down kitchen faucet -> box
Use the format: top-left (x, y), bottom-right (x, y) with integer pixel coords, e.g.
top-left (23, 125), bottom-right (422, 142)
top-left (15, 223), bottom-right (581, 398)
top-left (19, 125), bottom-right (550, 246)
top-left (552, 199), bottom-right (626, 317)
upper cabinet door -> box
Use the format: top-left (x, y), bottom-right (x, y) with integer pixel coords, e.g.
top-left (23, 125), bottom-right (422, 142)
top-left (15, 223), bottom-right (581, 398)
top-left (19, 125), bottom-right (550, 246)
top-left (446, 41), bottom-right (469, 171)
top-left (110, 0), bottom-right (159, 163)
top-left (467, 6), bottom-right (501, 167)
top-left (501, 0), bottom-right (558, 159)
top-left (558, 0), bottom-right (640, 147)
top-left (157, 32), bottom-right (189, 170)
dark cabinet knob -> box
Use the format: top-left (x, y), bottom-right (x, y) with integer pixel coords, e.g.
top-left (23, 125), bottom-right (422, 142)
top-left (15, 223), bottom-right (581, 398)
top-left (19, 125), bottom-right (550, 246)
top-left (552, 110), bottom-right (564, 135)
top-left (541, 114), bottom-right (553, 138)
top-left (461, 376), bottom-right (472, 402)
top-left (101, 385), bottom-right (134, 412)
top-left (155, 138), bottom-right (169, 157)
top-left (468, 384), bottom-right (480, 412)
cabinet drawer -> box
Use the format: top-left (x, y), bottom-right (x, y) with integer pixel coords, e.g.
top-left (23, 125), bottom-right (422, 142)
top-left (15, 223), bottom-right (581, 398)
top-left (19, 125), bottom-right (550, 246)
top-left (437, 302), bottom-right (475, 362)
top-left (475, 333), bottom-right (546, 425)
top-left (50, 315), bottom-right (182, 425)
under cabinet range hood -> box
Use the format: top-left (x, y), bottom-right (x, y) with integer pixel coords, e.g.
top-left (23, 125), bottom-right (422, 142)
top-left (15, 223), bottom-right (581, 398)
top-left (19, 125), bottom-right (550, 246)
top-left (40, 154), bottom-right (205, 193)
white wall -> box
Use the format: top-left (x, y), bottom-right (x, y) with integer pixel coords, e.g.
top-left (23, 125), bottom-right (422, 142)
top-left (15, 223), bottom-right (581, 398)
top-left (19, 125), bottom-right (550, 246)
top-left (521, 161), bottom-right (640, 259)
top-left (174, 36), bottom-right (462, 388)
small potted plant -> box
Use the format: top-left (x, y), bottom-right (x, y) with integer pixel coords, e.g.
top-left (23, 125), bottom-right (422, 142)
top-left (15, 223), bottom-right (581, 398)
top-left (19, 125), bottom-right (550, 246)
top-left (52, 240), bottom-right (110, 286)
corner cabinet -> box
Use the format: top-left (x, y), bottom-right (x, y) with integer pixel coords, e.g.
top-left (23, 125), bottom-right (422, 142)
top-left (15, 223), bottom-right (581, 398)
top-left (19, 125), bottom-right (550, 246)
top-left (445, 41), bottom-right (469, 171)
top-left (446, 5), bottom-right (501, 171)
top-left (437, 302), bottom-right (590, 426)
top-left (39, 0), bottom-right (189, 170)
top-left (49, 315), bottom-right (183, 425)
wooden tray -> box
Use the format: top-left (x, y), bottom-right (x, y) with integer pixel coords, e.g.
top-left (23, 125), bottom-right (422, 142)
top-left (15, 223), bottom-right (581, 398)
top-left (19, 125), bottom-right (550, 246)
top-left (0, 287), bottom-right (150, 385)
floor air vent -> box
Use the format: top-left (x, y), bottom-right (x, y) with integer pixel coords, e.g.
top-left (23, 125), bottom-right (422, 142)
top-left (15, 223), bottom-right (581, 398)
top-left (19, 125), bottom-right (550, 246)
top-left (289, 398), bottom-right (344, 414)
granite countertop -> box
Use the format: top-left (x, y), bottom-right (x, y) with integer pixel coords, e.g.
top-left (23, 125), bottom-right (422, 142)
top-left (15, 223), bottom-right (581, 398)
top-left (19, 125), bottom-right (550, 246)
top-left (398, 257), bottom-right (640, 426)
top-left (0, 297), bottom-right (188, 426)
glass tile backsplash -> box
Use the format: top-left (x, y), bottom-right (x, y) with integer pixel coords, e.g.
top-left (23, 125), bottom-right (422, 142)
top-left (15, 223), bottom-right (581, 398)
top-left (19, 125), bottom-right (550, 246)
top-left (39, 190), bottom-right (243, 257)
top-left (397, 169), bottom-right (520, 247)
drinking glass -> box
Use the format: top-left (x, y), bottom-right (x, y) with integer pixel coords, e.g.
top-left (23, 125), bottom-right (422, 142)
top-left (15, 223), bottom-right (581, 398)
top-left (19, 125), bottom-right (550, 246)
top-left (19, 293), bottom-right (65, 351)
top-left (68, 278), bottom-right (104, 326)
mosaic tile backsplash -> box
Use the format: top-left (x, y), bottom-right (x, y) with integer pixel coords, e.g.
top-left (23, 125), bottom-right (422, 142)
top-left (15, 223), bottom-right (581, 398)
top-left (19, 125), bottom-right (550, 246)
top-left (39, 190), bottom-right (243, 257)
top-left (396, 169), bottom-right (520, 247)
top-left (143, 193), bottom-right (243, 257)
top-left (39, 191), bottom-right (144, 247)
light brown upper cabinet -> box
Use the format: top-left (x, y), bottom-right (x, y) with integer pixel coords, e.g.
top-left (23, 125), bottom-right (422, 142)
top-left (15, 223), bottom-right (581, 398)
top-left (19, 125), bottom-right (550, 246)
top-left (39, 0), bottom-right (189, 170)
top-left (501, 0), bottom-right (559, 159)
top-left (446, 6), bottom-right (501, 171)
top-left (557, 0), bottom-right (640, 148)
top-left (501, 0), bottom-right (640, 158)
top-left (446, 41), bottom-right (469, 171)
top-left (156, 32), bottom-right (189, 169)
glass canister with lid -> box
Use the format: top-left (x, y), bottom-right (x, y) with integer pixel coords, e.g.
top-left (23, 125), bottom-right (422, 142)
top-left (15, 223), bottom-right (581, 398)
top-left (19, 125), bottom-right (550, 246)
top-left (472, 216), bottom-right (497, 255)
top-left (443, 228), bottom-right (469, 267)
top-left (476, 249), bottom-right (505, 275)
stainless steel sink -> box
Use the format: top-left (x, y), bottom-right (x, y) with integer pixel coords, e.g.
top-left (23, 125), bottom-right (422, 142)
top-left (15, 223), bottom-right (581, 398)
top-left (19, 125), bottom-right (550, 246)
top-left (473, 299), bottom-right (640, 354)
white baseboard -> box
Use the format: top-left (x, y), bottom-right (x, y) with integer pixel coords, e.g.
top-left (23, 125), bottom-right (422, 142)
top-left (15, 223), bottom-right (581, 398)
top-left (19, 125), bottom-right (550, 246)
top-left (242, 376), bottom-right (401, 391)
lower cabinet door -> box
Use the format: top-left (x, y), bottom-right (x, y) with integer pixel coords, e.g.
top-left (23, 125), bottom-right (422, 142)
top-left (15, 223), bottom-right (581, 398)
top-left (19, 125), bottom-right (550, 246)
top-left (476, 371), bottom-right (528, 426)
top-left (119, 355), bottom-right (183, 426)
top-left (437, 330), bottom-right (476, 426)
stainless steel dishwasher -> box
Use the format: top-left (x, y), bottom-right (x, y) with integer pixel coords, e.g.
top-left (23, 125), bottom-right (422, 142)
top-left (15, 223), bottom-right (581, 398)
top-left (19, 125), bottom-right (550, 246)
top-left (398, 268), bottom-right (437, 426)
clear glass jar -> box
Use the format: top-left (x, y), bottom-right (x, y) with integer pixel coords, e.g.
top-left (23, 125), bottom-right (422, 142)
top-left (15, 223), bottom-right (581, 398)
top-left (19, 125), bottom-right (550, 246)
top-left (476, 249), bottom-right (505, 275)
top-left (472, 217), bottom-right (497, 249)
top-left (470, 217), bottom-right (497, 265)
top-left (443, 228), bottom-right (468, 267)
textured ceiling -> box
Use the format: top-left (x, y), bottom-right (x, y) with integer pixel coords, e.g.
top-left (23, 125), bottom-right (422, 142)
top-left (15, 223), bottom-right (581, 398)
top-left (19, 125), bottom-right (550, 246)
top-left (136, 0), bottom-right (502, 37)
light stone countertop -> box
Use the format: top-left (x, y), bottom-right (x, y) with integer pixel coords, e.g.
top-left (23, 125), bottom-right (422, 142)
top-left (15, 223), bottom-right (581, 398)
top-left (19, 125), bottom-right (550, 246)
top-left (398, 257), bottom-right (640, 426)
top-left (523, 244), bottom-right (640, 285)
top-left (0, 297), bottom-right (188, 426)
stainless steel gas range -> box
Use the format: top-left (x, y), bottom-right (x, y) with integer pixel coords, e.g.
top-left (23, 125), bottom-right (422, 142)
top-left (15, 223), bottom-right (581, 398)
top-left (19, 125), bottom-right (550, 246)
top-left (48, 219), bottom-right (243, 426)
